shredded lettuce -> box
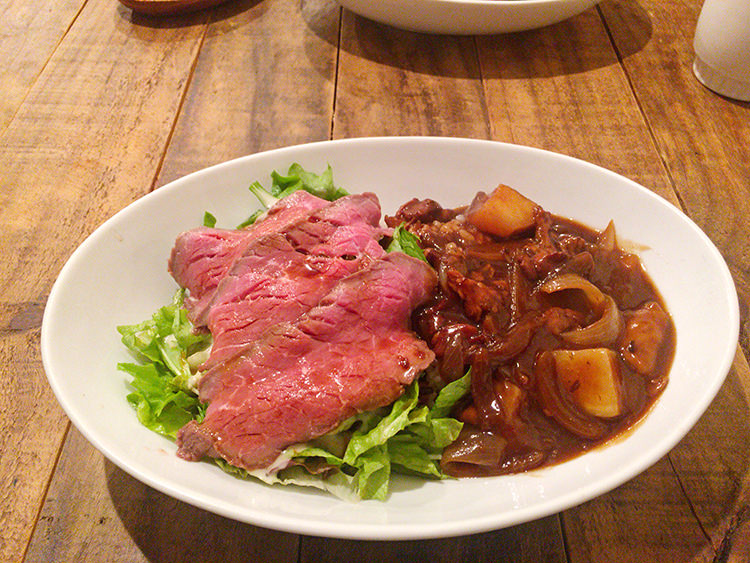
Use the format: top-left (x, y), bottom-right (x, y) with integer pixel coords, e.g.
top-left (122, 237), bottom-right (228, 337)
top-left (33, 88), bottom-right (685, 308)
top-left (168, 376), bottom-right (468, 501)
top-left (429, 369), bottom-right (472, 418)
top-left (288, 375), bottom-right (469, 500)
top-left (236, 208), bottom-right (265, 229)
top-left (117, 292), bottom-right (468, 500)
top-left (205, 164), bottom-right (349, 229)
top-left (118, 362), bottom-right (204, 438)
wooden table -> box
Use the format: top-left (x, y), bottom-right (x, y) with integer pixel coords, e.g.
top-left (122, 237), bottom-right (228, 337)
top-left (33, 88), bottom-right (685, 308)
top-left (2, 0), bottom-right (748, 560)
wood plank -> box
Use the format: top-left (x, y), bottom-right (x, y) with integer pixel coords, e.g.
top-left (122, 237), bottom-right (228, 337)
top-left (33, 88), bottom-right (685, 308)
top-left (476, 8), bottom-right (678, 204)
top-left (0, 1), bottom-right (210, 561)
top-left (665, 354), bottom-right (750, 559)
top-left (602, 0), bottom-right (750, 560)
top-left (562, 458), bottom-right (712, 562)
top-left (25, 427), bottom-right (300, 563)
top-left (157, 0), bottom-right (341, 186)
top-left (475, 6), bottom-right (711, 561)
top-left (0, 331), bottom-right (69, 563)
top-left (300, 516), bottom-right (567, 563)
top-left (0, 0), bottom-right (85, 131)
top-left (334, 13), bottom-right (490, 138)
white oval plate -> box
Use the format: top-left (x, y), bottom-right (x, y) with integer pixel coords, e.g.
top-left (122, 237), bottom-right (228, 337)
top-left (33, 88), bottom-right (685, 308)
top-left (338, 0), bottom-right (601, 35)
top-left (42, 137), bottom-right (738, 540)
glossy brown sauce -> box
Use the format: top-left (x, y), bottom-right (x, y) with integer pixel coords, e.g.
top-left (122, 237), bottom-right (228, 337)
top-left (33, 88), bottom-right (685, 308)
top-left (387, 195), bottom-right (675, 477)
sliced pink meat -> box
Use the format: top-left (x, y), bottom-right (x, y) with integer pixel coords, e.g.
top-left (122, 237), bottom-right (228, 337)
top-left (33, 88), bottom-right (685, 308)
top-left (176, 253), bottom-right (437, 471)
top-left (169, 192), bottom-right (381, 326)
top-left (202, 223), bottom-right (387, 370)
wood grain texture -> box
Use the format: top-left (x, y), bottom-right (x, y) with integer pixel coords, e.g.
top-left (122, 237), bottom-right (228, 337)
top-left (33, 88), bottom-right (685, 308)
top-left (118, 0), bottom-right (232, 16)
top-left (476, 5), bottom-right (678, 204)
top-left (0, 331), bottom-right (69, 563)
top-left (0, 0), bottom-right (85, 132)
top-left (157, 0), bottom-right (341, 186)
top-left (25, 428), bottom-right (299, 563)
top-left (300, 516), bottom-right (567, 563)
top-left (666, 354), bottom-right (750, 560)
top-left (334, 13), bottom-right (490, 138)
top-left (0, 1), bottom-right (209, 561)
top-left (563, 458), bottom-right (713, 562)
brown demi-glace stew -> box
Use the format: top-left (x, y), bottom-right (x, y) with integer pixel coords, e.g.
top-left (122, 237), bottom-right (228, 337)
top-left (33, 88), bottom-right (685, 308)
top-left (386, 185), bottom-right (676, 478)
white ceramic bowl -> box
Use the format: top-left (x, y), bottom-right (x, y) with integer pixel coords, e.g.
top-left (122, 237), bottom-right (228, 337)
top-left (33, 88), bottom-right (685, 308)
top-left (41, 137), bottom-right (738, 540)
top-left (337, 0), bottom-right (601, 35)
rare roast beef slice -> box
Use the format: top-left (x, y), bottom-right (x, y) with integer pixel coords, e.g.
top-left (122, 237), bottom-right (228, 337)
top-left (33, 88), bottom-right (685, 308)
top-left (203, 223), bottom-right (387, 370)
top-left (168, 227), bottom-right (257, 325)
top-left (176, 253), bottom-right (437, 471)
top-left (168, 190), bottom-right (328, 324)
top-left (169, 192), bottom-right (381, 326)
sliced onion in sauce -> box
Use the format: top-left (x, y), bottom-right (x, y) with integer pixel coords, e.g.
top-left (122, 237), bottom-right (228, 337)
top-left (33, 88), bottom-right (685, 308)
top-left (540, 273), bottom-right (623, 346)
top-left (486, 318), bottom-right (535, 362)
top-left (437, 260), bottom-right (450, 293)
top-left (440, 429), bottom-right (508, 477)
top-left (561, 295), bottom-right (623, 346)
top-left (439, 330), bottom-right (466, 382)
top-left (540, 273), bottom-right (606, 308)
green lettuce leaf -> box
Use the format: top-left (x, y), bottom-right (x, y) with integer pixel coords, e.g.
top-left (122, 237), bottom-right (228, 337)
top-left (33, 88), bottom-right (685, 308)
top-left (387, 224), bottom-right (428, 263)
top-left (354, 445), bottom-right (391, 501)
top-left (119, 362), bottom-right (203, 438)
top-left (343, 381), bottom-right (422, 464)
top-left (203, 211), bottom-right (217, 228)
top-left (247, 180), bottom-right (279, 210)
top-left (117, 291), bottom-right (210, 436)
top-left (117, 290), bottom-right (210, 391)
top-left (387, 435), bottom-right (443, 478)
top-left (287, 375), bottom-right (469, 500)
top-left (270, 163), bottom-right (349, 201)
top-left (236, 209), bottom-right (265, 229)
top-left (242, 164), bottom-right (348, 227)
top-left (430, 369), bottom-right (472, 418)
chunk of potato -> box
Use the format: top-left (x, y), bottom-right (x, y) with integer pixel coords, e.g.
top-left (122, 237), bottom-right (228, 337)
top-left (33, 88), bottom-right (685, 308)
top-left (552, 348), bottom-right (622, 418)
top-left (466, 184), bottom-right (539, 238)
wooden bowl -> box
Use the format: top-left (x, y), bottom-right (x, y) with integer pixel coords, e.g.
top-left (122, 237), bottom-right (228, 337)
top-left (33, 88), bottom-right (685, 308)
top-left (118, 0), bottom-right (231, 16)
